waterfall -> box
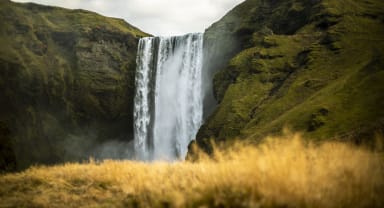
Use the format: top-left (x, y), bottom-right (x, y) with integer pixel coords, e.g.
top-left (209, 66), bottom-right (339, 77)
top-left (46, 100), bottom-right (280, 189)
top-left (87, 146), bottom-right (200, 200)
top-left (133, 33), bottom-right (204, 161)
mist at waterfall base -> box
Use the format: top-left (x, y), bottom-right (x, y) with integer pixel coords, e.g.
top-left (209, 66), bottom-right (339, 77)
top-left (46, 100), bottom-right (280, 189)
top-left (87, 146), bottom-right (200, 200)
top-left (74, 33), bottom-right (205, 162)
top-left (134, 33), bottom-right (204, 161)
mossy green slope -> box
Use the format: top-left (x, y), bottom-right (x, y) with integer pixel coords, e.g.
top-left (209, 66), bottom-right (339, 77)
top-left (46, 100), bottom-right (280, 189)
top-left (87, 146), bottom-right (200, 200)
top-left (197, 0), bottom-right (384, 147)
top-left (0, 0), bottom-right (148, 171)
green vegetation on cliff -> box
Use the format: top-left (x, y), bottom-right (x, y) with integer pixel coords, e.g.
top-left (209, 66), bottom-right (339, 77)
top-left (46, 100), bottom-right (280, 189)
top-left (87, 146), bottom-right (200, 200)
top-left (0, 0), bottom-right (148, 171)
top-left (197, 0), bottom-right (384, 147)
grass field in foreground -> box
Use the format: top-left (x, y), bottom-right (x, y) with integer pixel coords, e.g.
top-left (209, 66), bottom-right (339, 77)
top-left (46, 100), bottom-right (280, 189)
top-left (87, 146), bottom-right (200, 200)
top-left (1, 133), bottom-right (383, 208)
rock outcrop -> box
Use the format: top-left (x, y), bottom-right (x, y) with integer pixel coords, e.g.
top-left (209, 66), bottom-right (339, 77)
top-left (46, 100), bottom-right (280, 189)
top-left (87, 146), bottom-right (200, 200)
top-left (0, 0), bottom-right (148, 171)
top-left (196, 0), bottom-right (384, 150)
top-left (2, 0), bottom-right (384, 168)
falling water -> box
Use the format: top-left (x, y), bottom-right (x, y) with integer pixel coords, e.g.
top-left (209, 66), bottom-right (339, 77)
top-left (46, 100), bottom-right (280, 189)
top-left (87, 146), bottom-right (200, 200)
top-left (134, 33), bottom-right (203, 161)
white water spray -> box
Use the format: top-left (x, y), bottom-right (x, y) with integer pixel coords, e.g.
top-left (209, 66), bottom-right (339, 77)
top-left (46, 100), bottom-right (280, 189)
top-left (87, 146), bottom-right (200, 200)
top-left (134, 33), bottom-right (203, 160)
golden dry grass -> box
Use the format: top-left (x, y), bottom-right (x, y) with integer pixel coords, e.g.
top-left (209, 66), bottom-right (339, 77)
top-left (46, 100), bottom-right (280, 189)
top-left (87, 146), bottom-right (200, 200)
top-left (1, 133), bottom-right (383, 208)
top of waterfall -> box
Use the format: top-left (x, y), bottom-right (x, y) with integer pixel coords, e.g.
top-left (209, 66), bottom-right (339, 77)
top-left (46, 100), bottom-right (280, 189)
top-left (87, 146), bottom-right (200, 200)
top-left (142, 32), bottom-right (203, 39)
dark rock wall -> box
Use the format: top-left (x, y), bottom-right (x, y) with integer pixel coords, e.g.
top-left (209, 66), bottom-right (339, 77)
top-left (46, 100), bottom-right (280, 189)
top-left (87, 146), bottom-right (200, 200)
top-left (0, 1), bottom-right (149, 171)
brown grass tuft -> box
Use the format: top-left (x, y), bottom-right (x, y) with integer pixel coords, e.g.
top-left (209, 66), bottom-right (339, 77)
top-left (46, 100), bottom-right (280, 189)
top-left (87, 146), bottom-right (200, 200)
top-left (1, 133), bottom-right (383, 207)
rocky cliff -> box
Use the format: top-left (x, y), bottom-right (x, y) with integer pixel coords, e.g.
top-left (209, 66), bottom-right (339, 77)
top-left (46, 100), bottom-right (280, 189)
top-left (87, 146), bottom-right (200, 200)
top-left (2, 0), bottom-right (384, 170)
top-left (0, 0), bottom-right (148, 171)
top-left (197, 0), bottom-right (384, 150)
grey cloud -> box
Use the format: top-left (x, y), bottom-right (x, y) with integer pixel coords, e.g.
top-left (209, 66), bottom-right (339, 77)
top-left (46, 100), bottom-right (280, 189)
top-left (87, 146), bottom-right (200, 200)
top-left (12, 0), bottom-right (244, 35)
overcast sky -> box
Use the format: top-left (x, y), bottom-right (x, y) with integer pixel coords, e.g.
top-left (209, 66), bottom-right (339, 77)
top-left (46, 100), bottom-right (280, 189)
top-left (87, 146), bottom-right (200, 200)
top-left (12, 0), bottom-right (245, 36)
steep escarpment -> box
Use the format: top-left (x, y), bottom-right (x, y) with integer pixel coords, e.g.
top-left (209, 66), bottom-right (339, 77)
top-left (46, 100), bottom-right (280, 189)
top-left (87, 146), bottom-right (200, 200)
top-left (0, 0), bottom-right (148, 171)
top-left (197, 0), bottom-right (384, 148)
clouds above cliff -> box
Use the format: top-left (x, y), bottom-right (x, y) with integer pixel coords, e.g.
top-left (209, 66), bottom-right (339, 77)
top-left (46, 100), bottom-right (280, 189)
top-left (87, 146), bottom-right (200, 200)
top-left (12, 0), bottom-right (245, 35)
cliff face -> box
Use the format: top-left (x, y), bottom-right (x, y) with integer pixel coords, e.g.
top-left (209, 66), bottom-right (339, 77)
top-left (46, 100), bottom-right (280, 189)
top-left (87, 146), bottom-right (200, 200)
top-left (0, 1), bottom-right (148, 171)
top-left (197, 0), bottom-right (384, 149)
top-left (2, 0), bottom-right (384, 169)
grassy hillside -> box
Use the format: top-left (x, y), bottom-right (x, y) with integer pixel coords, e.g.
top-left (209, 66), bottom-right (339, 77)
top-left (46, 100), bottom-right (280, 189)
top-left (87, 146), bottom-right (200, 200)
top-left (0, 0), bottom-right (148, 171)
top-left (1, 133), bottom-right (383, 208)
top-left (197, 0), bottom-right (384, 147)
